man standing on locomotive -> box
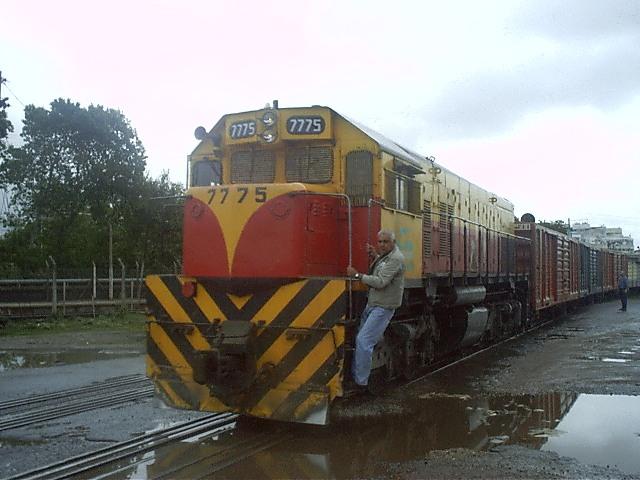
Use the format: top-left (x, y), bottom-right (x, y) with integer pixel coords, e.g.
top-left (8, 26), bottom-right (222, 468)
top-left (347, 229), bottom-right (405, 390)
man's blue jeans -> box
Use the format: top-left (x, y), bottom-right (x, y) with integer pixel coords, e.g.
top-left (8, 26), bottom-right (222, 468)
top-left (352, 305), bottom-right (395, 386)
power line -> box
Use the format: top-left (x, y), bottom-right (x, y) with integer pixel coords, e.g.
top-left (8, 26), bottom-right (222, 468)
top-left (2, 80), bottom-right (25, 108)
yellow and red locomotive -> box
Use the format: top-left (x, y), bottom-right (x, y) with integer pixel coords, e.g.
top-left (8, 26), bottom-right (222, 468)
top-left (144, 103), bottom-right (631, 425)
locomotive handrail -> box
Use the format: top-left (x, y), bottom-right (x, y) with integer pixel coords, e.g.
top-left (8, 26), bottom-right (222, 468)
top-left (149, 194), bottom-right (189, 201)
top-left (367, 199), bottom-right (531, 242)
top-left (367, 198), bottom-right (386, 247)
top-left (443, 212), bottom-right (532, 242)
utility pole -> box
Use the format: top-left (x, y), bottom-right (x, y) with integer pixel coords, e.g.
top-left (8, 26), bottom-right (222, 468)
top-left (0, 70), bottom-right (6, 103)
top-left (109, 221), bottom-right (113, 300)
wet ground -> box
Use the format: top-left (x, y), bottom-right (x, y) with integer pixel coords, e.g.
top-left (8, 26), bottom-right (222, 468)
top-left (0, 298), bottom-right (639, 479)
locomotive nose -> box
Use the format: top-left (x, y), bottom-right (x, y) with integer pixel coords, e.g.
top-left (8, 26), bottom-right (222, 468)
top-left (182, 184), bottom-right (348, 279)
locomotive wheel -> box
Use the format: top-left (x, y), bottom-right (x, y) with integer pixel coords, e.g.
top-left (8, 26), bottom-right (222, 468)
top-left (422, 312), bottom-right (438, 367)
top-left (367, 367), bottom-right (387, 396)
top-left (415, 325), bottom-right (437, 369)
top-left (402, 355), bottom-right (420, 380)
top-left (423, 334), bottom-right (436, 366)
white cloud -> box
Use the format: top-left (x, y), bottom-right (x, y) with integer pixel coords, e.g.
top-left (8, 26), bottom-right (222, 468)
top-left (1, 0), bottom-right (638, 244)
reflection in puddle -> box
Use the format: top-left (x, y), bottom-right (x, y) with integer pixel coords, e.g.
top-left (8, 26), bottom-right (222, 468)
top-left (222, 393), bottom-right (640, 478)
top-left (217, 391), bottom-right (577, 479)
top-left (0, 349), bottom-right (140, 371)
top-left (543, 395), bottom-right (640, 475)
top-left (601, 358), bottom-right (629, 363)
top-left (93, 392), bottom-right (640, 479)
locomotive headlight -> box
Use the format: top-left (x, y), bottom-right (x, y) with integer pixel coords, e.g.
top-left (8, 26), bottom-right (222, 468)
top-left (262, 110), bottom-right (276, 126)
top-left (194, 126), bottom-right (207, 140)
top-left (262, 129), bottom-right (276, 143)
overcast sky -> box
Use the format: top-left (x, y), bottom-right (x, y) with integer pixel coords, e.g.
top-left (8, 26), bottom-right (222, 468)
top-left (1, 0), bottom-right (639, 244)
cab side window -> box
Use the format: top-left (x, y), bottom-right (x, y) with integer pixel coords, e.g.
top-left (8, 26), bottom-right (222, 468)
top-left (385, 167), bottom-right (421, 214)
top-left (192, 159), bottom-right (221, 186)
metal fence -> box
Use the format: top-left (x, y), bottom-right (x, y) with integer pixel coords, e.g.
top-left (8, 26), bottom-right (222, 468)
top-left (0, 260), bottom-right (158, 320)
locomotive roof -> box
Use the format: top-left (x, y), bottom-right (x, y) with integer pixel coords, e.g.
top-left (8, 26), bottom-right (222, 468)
top-left (337, 110), bottom-right (513, 210)
top-left (341, 114), bottom-right (427, 173)
top-left (202, 105), bottom-right (513, 209)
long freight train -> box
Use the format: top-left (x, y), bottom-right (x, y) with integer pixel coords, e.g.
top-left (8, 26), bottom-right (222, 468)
top-left (145, 103), bottom-right (639, 425)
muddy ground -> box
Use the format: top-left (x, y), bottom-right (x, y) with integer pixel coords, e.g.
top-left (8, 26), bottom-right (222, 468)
top-left (0, 297), bottom-right (639, 479)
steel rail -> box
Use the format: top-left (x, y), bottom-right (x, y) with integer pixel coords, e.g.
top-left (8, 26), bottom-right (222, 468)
top-left (0, 374), bottom-right (148, 412)
top-left (0, 387), bottom-right (154, 432)
top-left (146, 432), bottom-right (292, 480)
top-left (404, 316), bottom-right (560, 388)
top-left (192, 433), bottom-right (291, 480)
top-left (6, 413), bottom-right (238, 480)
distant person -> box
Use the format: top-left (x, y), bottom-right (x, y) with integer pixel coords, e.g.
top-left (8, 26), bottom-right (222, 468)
top-left (346, 229), bottom-right (405, 391)
top-left (618, 272), bottom-right (628, 312)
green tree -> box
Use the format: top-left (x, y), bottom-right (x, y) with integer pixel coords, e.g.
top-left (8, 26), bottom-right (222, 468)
top-left (539, 219), bottom-right (569, 235)
top-left (128, 172), bottom-right (184, 272)
top-left (1, 99), bottom-right (146, 224)
top-left (0, 73), bottom-right (13, 163)
top-left (0, 98), bottom-right (183, 274)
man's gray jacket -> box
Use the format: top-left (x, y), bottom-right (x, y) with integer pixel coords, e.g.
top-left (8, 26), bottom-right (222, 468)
top-left (361, 245), bottom-right (405, 309)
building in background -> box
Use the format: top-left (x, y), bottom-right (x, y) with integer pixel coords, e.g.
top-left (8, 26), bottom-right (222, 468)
top-left (569, 221), bottom-right (635, 253)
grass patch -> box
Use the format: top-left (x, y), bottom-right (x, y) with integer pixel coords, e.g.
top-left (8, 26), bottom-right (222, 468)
top-left (0, 312), bottom-right (146, 337)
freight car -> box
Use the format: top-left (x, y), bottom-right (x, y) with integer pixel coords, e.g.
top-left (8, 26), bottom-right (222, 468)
top-left (145, 103), bottom-right (631, 425)
top-left (514, 220), bottom-right (628, 316)
top-left (628, 252), bottom-right (640, 289)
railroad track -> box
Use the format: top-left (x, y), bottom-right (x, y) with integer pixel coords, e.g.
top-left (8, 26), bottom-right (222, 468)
top-left (6, 413), bottom-right (239, 480)
top-left (405, 316), bottom-right (556, 388)
top-left (147, 430), bottom-right (291, 480)
top-left (4, 319), bottom-right (560, 480)
top-left (95, 426), bottom-right (291, 480)
top-left (0, 374), bottom-right (153, 432)
top-left (112, 325), bottom-right (552, 479)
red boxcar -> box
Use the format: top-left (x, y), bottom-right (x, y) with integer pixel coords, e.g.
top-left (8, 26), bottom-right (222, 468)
top-left (515, 223), bottom-right (581, 312)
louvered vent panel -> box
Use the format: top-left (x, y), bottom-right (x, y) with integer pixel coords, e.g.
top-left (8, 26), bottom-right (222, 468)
top-left (231, 150), bottom-right (275, 183)
top-left (345, 150), bottom-right (373, 207)
top-left (285, 146), bottom-right (333, 183)
top-left (422, 200), bottom-right (432, 256)
top-left (439, 202), bottom-right (452, 254)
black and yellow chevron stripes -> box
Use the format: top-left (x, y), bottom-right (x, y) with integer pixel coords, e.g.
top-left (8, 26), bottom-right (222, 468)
top-left (248, 449), bottom-right (331, 479)
top-left (145, 275), bottom-right (347, 424)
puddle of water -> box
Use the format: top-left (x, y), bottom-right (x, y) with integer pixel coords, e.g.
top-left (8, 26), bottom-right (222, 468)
top-left (542, 394), bottom-right (640, 475)
top-left (224, 393), bottom-right (639, 478)
top-left (0, 349), bottom-right (140, 371)
top-left (91, 392), bottom-right (640, 479)
top-left (207, 392), bottom-right (582, 478)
